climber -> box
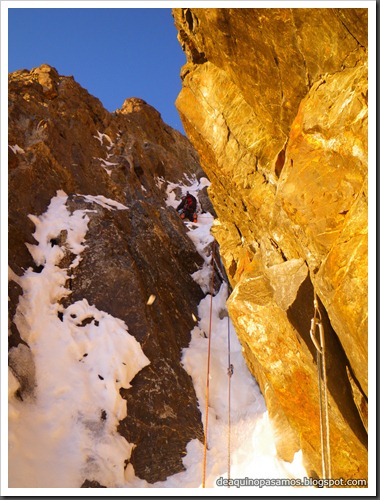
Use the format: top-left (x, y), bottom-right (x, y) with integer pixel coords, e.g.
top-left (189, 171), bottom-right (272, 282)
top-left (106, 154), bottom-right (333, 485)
top-left (176, 191), bottom-right (197, 223)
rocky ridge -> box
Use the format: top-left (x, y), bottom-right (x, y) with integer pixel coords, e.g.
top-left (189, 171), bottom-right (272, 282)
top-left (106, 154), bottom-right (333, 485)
top-left (173, 7), bottom-right (368, 480)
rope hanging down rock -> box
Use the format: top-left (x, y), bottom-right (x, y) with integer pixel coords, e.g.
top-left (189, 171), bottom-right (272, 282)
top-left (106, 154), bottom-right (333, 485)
top-left (310, 292), bottom-right (332, 480)
top-left (227, 316), bottom-right (234, 485)
top-left (202, 240), bottom-right (234, 488)
top-left (202, 239), bottom-right (216, 488)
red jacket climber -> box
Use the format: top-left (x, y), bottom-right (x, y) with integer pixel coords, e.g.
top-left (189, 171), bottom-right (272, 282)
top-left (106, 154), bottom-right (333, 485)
top-left (176, 191), bottom-right (197, 223)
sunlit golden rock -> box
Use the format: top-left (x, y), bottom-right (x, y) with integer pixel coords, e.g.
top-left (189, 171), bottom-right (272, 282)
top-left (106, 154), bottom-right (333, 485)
top-left (174, 7), bottom-right (368, 480)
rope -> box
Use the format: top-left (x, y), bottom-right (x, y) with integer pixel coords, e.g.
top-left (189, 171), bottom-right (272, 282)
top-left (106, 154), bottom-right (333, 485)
top-left (310, 292), bottom-right (332, 480)
top-left (202, 239), bottom-right (216, 488)
top-left (320, 319), bottom-right (331, 480)
top-left (227, 316), bottom-right (233, 485)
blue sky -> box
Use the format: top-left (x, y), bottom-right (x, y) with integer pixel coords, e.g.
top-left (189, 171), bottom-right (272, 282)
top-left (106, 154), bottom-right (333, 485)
top-left (8, 8), bottom-right (187, 134)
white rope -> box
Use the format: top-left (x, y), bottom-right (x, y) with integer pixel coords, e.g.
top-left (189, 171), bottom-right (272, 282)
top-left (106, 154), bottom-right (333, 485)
top-left (319, 318), bottom-right (332, 479)
top-left (227, 316), bottom-right (233, 485)
top-left (310, 293), bottom-right (332, 480)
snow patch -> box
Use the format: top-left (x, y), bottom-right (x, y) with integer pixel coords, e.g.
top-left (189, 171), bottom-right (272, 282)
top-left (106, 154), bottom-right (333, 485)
top-left (8, 190), bottom-right (149, 488)
top-left (79, 194), bottom-right (129, 211)
top-left (93, 130), bottom-right (113, 147)
top-left (155, 175), bottom-right (165, 190)
top-left (25, 190), bottom-right (89, 268)
top-left (97, 157), bottom-right (118, 167)
top-left (9, 144), bottom-right (25, 154)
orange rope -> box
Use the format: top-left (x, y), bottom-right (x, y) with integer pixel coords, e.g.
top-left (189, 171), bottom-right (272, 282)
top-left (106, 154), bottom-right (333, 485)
top-left (202, 239), bottom-right (216, 488)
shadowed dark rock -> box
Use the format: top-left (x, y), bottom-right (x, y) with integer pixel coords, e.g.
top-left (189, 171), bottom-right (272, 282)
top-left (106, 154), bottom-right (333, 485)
top-left (8, 65), bottom-right (207, 484)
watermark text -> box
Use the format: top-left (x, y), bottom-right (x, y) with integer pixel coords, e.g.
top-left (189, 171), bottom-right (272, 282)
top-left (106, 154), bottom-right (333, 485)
top-left (216, 476), bottom-right (367, 488)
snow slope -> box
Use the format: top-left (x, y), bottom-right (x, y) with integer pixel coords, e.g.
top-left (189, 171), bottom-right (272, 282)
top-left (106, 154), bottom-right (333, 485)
top-left (8, 192), bottom-right (150, 488)
top-left (7, 179), bottom-right (308, 493)
top-left (145, 176), bottom-right (308, 490)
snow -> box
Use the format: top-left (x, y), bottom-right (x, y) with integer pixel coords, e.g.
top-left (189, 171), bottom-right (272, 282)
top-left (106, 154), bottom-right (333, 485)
top-left (7, 179), bottom-right (308, 492)
top-left (79, 194), bottom-right (129, 211)
top-left (93, 130), bottom-right (113, 147)
top-left (155, 175), bottom-right (165, 190)
top-left (188, 220), bottom-right (214, 262)
top-left (93, 130), bottom-right (118, 174)
top-left (165, 174), bottom-right (210, 210)
top-left (25, 190), bottom-right (90, 269)
top-left (93, 156), bottom-right (118, 175)
top-left (8, 190), bottom-right (150, 488)
top-left (9, 144), bottom-right (25, 154)
top-left (97, 158), bottom-right (119, 167)
top-left (125, 177), bottom-right (308, 490)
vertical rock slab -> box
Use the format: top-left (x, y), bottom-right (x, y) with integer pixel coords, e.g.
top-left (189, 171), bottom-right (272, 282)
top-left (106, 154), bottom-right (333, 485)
top-left (276, 61), bottom-right (368, 395)
top-left (173, 7), bottom-right (368, 479)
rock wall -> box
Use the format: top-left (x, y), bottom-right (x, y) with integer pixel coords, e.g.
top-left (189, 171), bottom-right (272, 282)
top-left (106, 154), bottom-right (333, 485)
top-left (173, 7), bottom-right (368, 480)
top-left (8, 64), bottom-right (207, 483)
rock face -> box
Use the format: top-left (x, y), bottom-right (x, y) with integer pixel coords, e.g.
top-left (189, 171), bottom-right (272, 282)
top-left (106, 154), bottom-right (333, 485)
top-left (173, 7), bottom-right (368, 480)
top-left (8, 64), bottom-right (207, 483)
